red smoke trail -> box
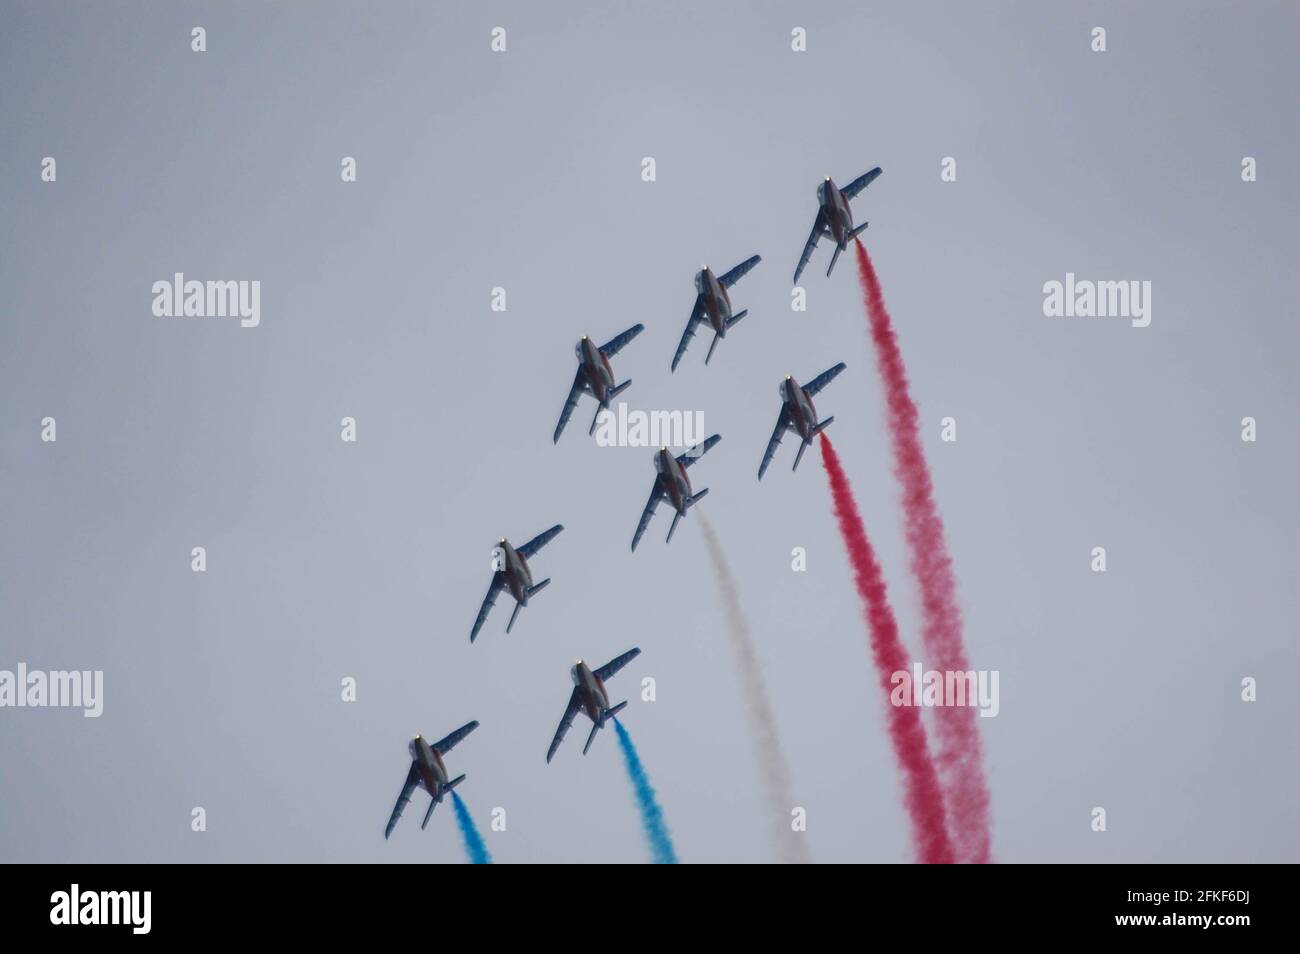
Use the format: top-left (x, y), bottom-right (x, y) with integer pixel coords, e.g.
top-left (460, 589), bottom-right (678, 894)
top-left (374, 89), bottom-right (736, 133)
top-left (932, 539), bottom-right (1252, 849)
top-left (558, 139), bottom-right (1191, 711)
top-left (819, 434), bottom-right (954, 864)
top-left (853, 239), bottom-right (992, 864)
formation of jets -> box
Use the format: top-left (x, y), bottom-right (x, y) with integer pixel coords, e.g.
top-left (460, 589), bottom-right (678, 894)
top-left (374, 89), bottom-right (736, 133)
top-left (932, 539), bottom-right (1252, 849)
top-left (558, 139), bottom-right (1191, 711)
top-left (387, 167), bottom-right (882, 842)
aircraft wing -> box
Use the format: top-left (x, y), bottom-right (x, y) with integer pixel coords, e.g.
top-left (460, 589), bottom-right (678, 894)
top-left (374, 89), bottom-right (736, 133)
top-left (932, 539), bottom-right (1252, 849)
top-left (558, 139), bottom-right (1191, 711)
top-left (470, 571), bottom-right (505, 643)
top-left (432, 720), bottom-right (480, 756)
top-left (803, 362), bottom-right (847, 397)
top-left (546, 687), bottom-right (583, 763)
top-left (717, 254), bottom-right (761, 288)
top-left (631, 482), bottom-right (664, 551)
top-left (599, 323), bottom-right (645, 357)
top-left (677, 433), bottom-right (721, 468)
top-left (792, 209), bottom-right (828, 285)
top-left (757, 407), bottom-right (791, 480)
top-left (594, 647), bottom-right (641, 682)
top-left (841, 166), bottom-right (883, 201)
top-left (517, 523), bottom-right (564, 559)
top-left (552, 369), bottom-right (587, 443)
top-left (670, 297), bottom-right (704, 372)
top-left (384, 762), bottom-right (420, 839)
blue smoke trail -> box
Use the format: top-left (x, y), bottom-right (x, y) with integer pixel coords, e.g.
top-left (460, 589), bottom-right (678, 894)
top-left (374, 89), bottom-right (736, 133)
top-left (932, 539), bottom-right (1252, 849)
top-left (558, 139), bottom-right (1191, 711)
top-left (450, 791), bottom-right (492, 864)
top-left (612, 720), bottom-right (678, 864)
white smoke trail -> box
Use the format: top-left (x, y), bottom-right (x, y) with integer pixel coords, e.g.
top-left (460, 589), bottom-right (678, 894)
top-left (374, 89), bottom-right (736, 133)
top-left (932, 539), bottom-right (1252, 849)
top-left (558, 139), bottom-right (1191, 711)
top-left (697, 514), bottom-right (811, 864)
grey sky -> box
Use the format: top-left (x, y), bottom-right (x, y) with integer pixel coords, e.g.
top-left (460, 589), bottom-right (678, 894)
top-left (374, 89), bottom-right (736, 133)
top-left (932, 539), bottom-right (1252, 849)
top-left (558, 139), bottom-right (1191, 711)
top-left (1, 1), bottom-right (1296, 863)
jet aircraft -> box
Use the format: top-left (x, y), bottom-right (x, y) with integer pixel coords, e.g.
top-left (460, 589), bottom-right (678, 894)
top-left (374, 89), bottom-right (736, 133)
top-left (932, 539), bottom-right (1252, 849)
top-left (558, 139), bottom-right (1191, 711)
top-left (757, 363), bottom-right (847, 478)
top-left (470, 524), bottom-right (564, 642)
top-left (671, 255), bottom-right (761, 371)
top-left (630, 435), bottom-right (721, 551)
top-left (384, 720), bottom-right (479, 838)
top-left (546, 648), bottom-right (641, 762)
top-left (792, 167), bottom-right (882, 284)
top-left (554, 324), bottom-right (645, 442)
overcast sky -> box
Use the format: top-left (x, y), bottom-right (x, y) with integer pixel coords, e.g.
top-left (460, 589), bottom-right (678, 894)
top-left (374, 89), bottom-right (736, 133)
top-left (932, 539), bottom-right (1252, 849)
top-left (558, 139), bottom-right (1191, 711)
top-left (1, 1), bottom-right (1296, 863)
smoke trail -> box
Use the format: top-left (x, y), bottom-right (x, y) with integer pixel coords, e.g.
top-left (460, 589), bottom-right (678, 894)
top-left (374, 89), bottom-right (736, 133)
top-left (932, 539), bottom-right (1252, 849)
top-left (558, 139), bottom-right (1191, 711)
top-left (697, 514), bottom-right (810, 864)
top-left (612, 719), bottom-right (678, 864)
top-left (819, 433), bottom-right (954, 864)
top-left (853, 239), bottom-right (992, 863)
top-left (450, 791), bottom-right (492, 864)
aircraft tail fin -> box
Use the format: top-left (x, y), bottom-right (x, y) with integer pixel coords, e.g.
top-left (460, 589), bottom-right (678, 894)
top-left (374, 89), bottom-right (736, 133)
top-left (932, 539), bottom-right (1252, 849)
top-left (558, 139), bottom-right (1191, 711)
top-left (589, 383), bottom-right (630, 435)
top-left (814, 415), bottom-right (835, 435)
top-left (604, 700), bottom-right (628, 723)
top-left (793, 439), bottom-right (809, 472)
top-left (705, 333), bottom-right (721, 365)
top-left (849, 221), bottom-right (870, 241)
top-left (582, 721), bottom-right (601, 756)
top-left (422, 774), bottom-right (467, 829)
top-left (668, 489), bottom-right (707, 543)
top-left (507, 579), bottom-right (550, 631)
top-left (725, 309), bottom-right (748, 329)
top-left (826, 243), bottom-right (843, 278)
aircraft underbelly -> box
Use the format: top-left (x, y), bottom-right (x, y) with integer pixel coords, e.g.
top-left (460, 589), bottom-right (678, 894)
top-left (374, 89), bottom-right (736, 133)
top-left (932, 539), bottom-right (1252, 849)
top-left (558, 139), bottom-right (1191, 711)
top-left (508, 565), bottom-right (529, 599)
top-left (702, 297), bottom-right (724, 333)
top-left (419, 763), bottom-right (441, 796)
top-left (830, 213), bottom-right (847, 245)
top-left (672, 473), bottom-right (691, 509)
top-left (580, 676), bottom-right (605, 720)
top-left (795, 400), bottom-right (815, 438)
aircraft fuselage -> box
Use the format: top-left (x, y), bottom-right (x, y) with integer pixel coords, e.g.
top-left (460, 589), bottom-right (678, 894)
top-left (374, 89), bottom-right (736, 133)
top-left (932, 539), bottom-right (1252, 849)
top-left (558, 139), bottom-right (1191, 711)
top-left (694, 267), bottom-right (733, 335)
top-left (577, 336), bottom-right (616, 403)
top-left (819, 178), bottom-right (854, 248)
top-left (497, 538), bottom-right (533, 603)
top-left (655, 448), bottom-right (692, 512)
top-left (572, 660), bottom-right (610, 723)
top-left (784, 376), bottom-right (819, 441)
top-left (409, 735), bottom-right (449, 796)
